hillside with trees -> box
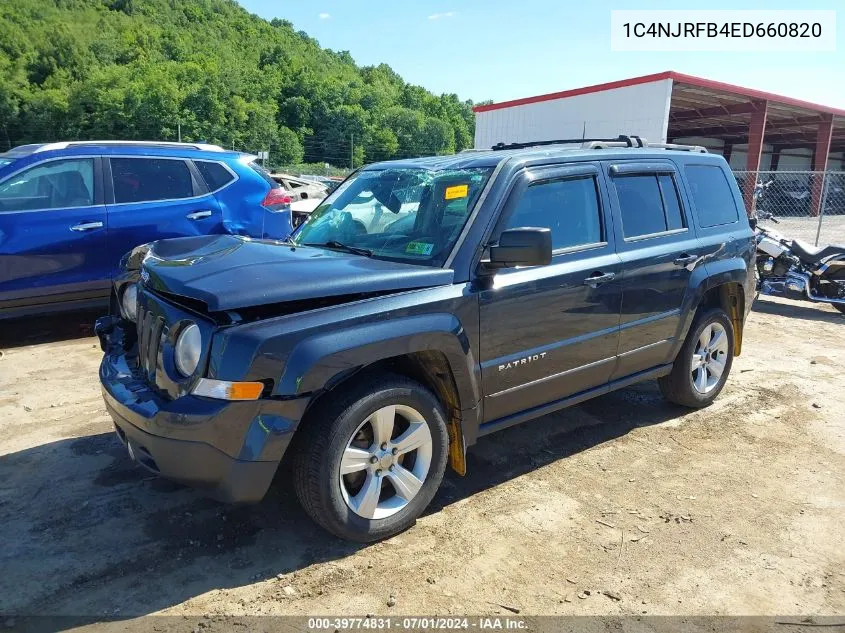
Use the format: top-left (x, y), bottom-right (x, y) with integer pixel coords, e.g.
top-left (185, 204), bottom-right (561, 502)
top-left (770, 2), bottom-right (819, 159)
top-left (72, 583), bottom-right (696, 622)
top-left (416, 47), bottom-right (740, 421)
top-left (0, 0), bottom-right (478, 167)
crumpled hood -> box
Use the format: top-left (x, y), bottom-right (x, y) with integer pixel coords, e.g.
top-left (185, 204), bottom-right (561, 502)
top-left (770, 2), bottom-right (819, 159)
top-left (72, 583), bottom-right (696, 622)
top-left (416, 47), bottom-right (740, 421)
top-left (140, 235), bottom-right (454, 312)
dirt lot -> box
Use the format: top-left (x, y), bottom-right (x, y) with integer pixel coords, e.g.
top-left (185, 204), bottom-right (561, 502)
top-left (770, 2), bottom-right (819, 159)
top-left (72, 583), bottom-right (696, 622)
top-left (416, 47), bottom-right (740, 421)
top-left (1, 296), bottom-right (844, 620)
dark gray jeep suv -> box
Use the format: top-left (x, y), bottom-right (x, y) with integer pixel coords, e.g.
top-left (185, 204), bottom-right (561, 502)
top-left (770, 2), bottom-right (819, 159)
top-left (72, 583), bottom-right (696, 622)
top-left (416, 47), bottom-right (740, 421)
top-left (96, 136), bottom-right (755, 542)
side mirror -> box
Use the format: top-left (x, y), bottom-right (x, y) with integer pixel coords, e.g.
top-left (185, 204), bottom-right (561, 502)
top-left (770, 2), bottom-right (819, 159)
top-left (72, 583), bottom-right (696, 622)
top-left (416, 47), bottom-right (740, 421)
top-left (487, 228), bottom-right (552, 269)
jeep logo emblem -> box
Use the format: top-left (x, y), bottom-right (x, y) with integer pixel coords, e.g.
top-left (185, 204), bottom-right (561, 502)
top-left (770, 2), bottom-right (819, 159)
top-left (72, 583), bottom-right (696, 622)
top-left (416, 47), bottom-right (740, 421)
top-left (140, 268), bottom-right (150, 284)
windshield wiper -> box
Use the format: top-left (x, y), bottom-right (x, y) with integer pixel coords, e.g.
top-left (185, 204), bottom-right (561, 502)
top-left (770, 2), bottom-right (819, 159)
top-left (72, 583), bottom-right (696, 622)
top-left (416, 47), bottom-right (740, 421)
top-left (304, 240), bottom-right (373, 257)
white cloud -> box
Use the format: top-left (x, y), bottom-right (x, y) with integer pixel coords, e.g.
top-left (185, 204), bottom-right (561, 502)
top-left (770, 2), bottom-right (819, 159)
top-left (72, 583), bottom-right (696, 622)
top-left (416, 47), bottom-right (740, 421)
top-left (428, 11), bottom-right (454, 20)
top-left (318, 12), bottom-right (331, 19)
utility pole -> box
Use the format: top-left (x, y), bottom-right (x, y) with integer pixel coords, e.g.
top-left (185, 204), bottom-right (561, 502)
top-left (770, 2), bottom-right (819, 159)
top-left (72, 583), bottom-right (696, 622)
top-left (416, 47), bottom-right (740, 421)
top-left (350, 132), bottom-right (354, 169)
top-left (178, 120), bottom-right (182, 143)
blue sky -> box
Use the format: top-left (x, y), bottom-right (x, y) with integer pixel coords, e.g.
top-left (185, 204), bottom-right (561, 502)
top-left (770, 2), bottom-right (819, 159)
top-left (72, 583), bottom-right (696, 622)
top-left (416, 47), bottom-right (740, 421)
top-left (238, 0), bottom-right (844, 108)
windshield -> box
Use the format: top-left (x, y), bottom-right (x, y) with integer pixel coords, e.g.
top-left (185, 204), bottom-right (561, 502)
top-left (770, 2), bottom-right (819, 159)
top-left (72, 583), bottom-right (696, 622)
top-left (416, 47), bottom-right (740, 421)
top-left (291, 167), bottom-right (493, 266)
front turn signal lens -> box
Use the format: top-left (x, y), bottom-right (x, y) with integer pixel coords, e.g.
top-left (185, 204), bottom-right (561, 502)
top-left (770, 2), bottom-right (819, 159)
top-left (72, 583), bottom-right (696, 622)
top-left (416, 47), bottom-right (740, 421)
top-left (192, 378), bottom-right (264, 401)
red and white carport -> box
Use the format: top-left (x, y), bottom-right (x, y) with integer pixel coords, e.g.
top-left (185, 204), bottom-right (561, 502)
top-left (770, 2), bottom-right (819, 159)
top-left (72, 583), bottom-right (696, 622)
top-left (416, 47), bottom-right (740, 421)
top-left (473, 71), bottom-right (845, 215)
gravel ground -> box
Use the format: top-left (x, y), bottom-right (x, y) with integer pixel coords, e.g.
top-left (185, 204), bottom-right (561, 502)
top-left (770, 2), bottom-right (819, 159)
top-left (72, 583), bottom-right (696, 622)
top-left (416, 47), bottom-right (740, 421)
top-left (0, 296), bottom-right (843, 621)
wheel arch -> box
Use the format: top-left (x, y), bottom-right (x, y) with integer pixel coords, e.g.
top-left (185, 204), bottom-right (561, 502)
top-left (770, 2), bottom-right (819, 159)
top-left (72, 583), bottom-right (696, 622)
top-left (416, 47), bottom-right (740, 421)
top-left (697, 282), bottom-right (745, 355)
top-left (278, 314), bottom-right (481, 475)
top-left (675, 258), bottom-right (750, 360)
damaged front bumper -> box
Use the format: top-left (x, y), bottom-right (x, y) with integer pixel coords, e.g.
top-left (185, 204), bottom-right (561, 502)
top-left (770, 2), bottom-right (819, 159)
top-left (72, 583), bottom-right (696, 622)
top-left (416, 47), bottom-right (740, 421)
top-left (95, 316), bottom-right (309, 503)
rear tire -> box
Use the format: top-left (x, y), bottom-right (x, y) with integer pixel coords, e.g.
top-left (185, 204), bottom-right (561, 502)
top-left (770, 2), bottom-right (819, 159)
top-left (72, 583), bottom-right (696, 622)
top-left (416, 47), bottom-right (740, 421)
top-left (292, 373), bottom-right (449, 542)
top-left (827, 269), bottom-right (845, 314)
top-left (659, 308), bottom-right (735, 408)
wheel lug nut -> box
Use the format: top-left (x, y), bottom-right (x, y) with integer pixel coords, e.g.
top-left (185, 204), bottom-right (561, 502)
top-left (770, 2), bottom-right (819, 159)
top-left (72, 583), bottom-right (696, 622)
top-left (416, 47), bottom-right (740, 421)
top-left (375, 469), bottom-right (382, 476)
top-left (392, 448), bottom-right (398, 455)
top-left (389, 465), bottom-right (395, 472)
top-left (369, 456), bottom-right (378, 464)
top-left (380, 442), bottom-right (388, 450)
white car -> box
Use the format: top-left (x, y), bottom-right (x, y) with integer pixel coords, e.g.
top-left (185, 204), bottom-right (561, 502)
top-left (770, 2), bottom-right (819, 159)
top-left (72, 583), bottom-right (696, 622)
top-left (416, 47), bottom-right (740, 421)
top-left (270, 173), bottom-right (328, 201)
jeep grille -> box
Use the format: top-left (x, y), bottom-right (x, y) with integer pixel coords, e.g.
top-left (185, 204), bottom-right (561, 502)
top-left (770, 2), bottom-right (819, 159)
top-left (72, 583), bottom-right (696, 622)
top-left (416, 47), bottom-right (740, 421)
top-left (136, 304), bottom-right (166, 383)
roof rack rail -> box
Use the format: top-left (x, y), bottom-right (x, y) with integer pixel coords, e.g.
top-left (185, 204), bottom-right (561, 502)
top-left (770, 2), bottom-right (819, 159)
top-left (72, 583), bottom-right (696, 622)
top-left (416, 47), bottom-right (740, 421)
top-left (645, 142), bottom-right (708, 153)
top-left (491, 135), bottom-right (708, 153)
top-left (33, 140), bottom-right (226, 153)
top-left (492, 136), bottom-right (638, 151)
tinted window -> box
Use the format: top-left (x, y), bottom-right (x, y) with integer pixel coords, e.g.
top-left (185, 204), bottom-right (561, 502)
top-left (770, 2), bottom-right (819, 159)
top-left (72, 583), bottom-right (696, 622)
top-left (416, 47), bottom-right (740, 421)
top-left (0, 159), bottom-right (94, 211)
top-left (615, 174), bottom-right (686, 238)
top-left (504, 176), bottom-right (602, 251)
top-left (658, 175), bottom-right (684, 230)
top-left (111, 158), bottom-right (193, 203)
top-left (685, 165), bottom-right (740, 227)
top-left (195, 160), bottom-right (235, 191)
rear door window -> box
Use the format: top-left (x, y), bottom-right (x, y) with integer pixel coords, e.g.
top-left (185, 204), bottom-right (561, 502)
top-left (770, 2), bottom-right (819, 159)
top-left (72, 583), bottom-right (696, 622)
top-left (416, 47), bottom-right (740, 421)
top-left (111, 158), bottom-right (194, 204)
top-left (614, 173), bottom-right (687, 239)
top-left (194, 160), bottom-right (235, 191)
top-left (685, 165), bottom-right (740, 227)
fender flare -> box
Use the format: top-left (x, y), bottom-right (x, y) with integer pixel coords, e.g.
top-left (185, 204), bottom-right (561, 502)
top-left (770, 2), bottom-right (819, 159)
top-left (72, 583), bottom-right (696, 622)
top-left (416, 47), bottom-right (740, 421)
top-left (675, 257), bottom-right (750, 356)
top-left (274, 313), bottom-right (481, 412)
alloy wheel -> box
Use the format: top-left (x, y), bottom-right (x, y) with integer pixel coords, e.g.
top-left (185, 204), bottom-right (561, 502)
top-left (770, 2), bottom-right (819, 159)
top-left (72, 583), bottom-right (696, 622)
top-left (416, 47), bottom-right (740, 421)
top-left (339, 405), bottom-right (433, 520)
top-left (690, 322), bottom-right (729, 394)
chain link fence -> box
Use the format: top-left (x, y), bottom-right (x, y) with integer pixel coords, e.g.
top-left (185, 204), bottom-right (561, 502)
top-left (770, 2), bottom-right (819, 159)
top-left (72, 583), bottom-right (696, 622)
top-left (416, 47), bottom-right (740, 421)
top-left (733, 170), bottom-right (845, 246)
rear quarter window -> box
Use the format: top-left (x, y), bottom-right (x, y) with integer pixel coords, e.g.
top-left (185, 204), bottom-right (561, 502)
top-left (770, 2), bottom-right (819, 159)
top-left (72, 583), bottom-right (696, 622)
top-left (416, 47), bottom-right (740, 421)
top-left (685, 165), bottom-right (741, 228)
top-left (195, 160), bottom-right (235, 191)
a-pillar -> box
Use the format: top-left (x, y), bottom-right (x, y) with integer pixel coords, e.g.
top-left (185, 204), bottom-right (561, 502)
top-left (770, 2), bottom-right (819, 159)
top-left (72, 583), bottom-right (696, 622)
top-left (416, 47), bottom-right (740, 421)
top-left (810, 114), bottom-right (833, 217)
top-left (743, 100), bottom-right (769, 215)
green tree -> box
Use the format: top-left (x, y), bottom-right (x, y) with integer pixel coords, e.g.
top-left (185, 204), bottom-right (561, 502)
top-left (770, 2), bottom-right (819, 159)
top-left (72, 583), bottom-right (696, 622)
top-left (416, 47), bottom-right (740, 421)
top-left (0, 0), bottom-right (480, 164)
top-left (421, 117), bottom-right (455, 155)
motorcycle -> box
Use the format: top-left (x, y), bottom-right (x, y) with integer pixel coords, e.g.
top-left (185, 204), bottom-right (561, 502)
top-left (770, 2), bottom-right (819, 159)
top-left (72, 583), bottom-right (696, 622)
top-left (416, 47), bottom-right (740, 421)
top-left (752, 180), bottom-right (845, 315)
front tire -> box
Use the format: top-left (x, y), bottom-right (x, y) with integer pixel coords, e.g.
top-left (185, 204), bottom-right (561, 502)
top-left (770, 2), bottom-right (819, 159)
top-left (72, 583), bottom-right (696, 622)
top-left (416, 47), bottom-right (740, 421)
top-left (292, 373), bottom-right (449, 542)
top-left (659, 308), bottom-right (735, 408)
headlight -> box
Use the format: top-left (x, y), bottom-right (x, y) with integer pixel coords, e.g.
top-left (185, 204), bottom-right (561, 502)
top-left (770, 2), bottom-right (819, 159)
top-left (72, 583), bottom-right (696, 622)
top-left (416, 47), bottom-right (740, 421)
top-left (174, 323), bottom-right (202, 376)
top-left (120, 284), bottom-right (138, 322)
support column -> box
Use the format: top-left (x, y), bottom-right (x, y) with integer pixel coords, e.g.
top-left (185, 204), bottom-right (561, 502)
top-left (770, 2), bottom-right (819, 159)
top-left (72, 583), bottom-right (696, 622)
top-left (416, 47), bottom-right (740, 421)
top-left (810, 114), bottom-right (833, 217)
top-left (722, 143), bottom-right (733, 165)
top-left (743, 100), bottom-right (769, 215)
top-left (770, 146), bottom-right (781, 171)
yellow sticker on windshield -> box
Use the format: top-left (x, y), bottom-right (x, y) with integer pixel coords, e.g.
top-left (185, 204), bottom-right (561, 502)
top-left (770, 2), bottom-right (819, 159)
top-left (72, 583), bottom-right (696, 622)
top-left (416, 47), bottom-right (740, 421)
top-left (444, 184), bottom-right (468, 200)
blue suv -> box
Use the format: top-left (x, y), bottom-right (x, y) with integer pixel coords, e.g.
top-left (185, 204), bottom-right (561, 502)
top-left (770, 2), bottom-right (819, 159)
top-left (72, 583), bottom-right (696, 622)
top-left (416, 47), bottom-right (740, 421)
top-left (0, 141), bottom-right (294, 319)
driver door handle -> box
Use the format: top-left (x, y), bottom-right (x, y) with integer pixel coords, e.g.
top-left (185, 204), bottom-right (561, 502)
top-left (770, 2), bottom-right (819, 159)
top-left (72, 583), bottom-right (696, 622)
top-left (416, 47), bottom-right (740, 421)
top-left (583, 271), bottom-right (616, 287)
top-left (70, 221), bottom-right (104, 232)
top-left (674, 253), bottom-right (698, 266)
top-left (186, 210), bottom-right (213, 220)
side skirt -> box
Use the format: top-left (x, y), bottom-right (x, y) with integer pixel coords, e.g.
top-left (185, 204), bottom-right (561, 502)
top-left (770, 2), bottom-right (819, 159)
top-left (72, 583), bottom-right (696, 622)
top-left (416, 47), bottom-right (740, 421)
top-left (477, 363), bottom-right (673, 438)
